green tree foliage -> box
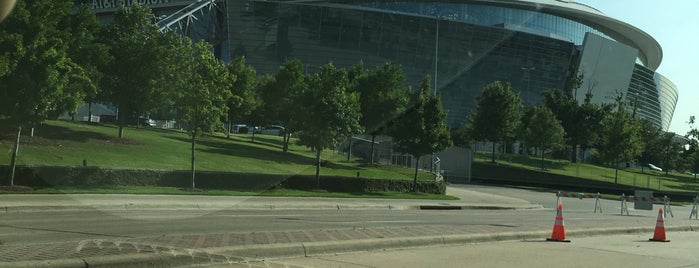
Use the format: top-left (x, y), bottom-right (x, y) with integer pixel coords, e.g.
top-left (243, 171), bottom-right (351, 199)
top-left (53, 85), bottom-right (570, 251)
top-left (685, 116), bottom-right (699, 181)
top-left (542, 89), bottom-right (611, 163)
top-left (451, 125), bottom-right (473, 148)
top-left (261, 58), bottom-right (307, 152)
top-left (517, 105), bottom-right (537, 156)
top-left (638, 118), bottom-right (663, 172)
top-left (470, 81), bottom-right (521, 163)
top-left (521, 106), bottom-right (565, 170)
top-left (225, 56), bottom-right (258, 138)
top-left (171, 40), bottom-right (233, 189)
top-left (356, 62), bottom-right (410, 164)
top-left (247, 75), bottom-right (273, 142)
top-left (596, 92), bottom-right (642, 183)
top-left (0, 0), bottom-right (93, 186)
top-left (391, 76), bottom-right (451, 191)
top-left (101, 4), bottom-right (174, 138)
top-left (657, 132), bottom-right (683, 175)
top-left (65, 4), bottom-right (109, 123)
top-left (344, 61), bottom-right (369, 161)
top-left (297, 63), bottom-right (362, 187)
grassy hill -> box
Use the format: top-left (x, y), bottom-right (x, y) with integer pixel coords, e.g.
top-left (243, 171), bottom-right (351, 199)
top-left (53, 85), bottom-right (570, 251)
top-left (474, 151), bottom-right (699, 193)
top-left (0, 120), bottom-right (434, 181)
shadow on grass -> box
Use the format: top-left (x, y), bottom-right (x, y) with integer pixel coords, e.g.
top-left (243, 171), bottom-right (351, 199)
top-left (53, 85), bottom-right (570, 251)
top-left (474, 151), bottom-right (569, 171)
top-left (320, 160), bottom-right (361, 171)
top-left (661, 182), bottom-right (699, 192)
top-left (165, 135), bottom-right (318, 166)
top-left (0, 122), bottom-right (114, 144)
top-left (249, 135), bottom-right (285, 147)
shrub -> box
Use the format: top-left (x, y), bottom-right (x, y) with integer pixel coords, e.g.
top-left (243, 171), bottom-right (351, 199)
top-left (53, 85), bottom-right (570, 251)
top-left (0, 165), bottom-right (446, 194)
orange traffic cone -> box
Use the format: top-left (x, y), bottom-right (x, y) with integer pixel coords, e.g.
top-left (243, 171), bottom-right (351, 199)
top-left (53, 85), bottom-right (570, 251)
top-left (547, 203), bottom-right (570, 242)
top-left (649, 208), bottom-right (670, 242)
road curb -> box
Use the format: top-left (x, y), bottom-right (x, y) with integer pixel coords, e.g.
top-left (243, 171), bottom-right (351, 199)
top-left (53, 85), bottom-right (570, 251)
top-left (4, 225), bottom-right (693, 268)
top-left (0, 203), bottom-right (543, 212)
top-left (416, 204), bottom-right (543, 210)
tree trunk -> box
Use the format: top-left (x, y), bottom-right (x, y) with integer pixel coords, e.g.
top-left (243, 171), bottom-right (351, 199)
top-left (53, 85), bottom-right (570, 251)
top-left (413, 156), bottom-right (420, 193)
top-left (315, 149), bottom-right (321, 189)
top-left (541, 148), bottom-right (545, 171)
top-left (88, 102), bottom-right (93, 123)
top-left (251, 127), bottom-right (257, 142)
top-left (190, 132), bottom-right (197, 189)
top-left (9, 126), bottom-right (21, 187)
top-left (283, 132), bottom-right (291, 152)
top-left (226, 115), bottom-right (232, 139)
top-left (370, 134), bottom-right (377, 165)
top-left (614, 165), bottom-right (619, 184)
top-left (118, 113), bottom-right (125, 138)
top-left (571, 145), bottom-right (578, 163)
top-left (491, 142), bottom-right (496, 163)
top-left (346, 135), bottom-right (352, 162)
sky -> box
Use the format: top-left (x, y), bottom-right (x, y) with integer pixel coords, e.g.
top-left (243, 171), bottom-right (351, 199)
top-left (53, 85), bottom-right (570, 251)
top-left (575, 0), bottom-right (699, 135)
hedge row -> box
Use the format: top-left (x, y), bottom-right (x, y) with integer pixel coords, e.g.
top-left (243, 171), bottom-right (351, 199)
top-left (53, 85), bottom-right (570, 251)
top-left (0, 165), bottom-right (445, 195)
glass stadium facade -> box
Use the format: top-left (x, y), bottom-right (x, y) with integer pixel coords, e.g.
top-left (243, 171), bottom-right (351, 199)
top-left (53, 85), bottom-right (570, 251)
top-left (85, 0), bottom-right (679, 131)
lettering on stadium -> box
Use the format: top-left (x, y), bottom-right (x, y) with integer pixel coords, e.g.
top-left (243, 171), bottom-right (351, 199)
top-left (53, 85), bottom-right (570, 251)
top-left (92, 0), bottom-right (171, 10)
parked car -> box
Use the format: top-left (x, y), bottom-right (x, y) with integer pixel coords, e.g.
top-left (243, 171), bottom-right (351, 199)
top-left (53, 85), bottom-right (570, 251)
top-left (647, 163), bottom-right (662, 172)
top-left (231, 124), bottom-right (250, 134)
top-left (260, 125), bottom-right (285, 136)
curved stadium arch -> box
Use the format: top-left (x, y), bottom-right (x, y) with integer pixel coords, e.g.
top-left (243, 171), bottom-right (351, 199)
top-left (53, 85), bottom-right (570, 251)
top-left (81, 0), bottom-right (678, 131)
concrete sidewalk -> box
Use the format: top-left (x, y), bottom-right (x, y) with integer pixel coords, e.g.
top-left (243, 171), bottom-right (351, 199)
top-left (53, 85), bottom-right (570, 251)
top-left (1, 186), bottom-right (696, 267)
top-left (0, 186), bottom-right (543, 212)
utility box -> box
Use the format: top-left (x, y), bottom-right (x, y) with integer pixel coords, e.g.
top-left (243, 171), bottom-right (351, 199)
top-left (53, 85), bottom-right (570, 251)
top-left (634, 190), bottom-right (653, 210)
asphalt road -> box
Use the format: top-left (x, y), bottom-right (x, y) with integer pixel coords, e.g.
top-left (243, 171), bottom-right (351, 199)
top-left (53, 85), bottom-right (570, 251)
top-left (0, 185), bottom-right (695, 245)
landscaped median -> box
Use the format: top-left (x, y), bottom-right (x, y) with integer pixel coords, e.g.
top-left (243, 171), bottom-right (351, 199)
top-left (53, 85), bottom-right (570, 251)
top-left (0, 165), bottom-right (447, 196)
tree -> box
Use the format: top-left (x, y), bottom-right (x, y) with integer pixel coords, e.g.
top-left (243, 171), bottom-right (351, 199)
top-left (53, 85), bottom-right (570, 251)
top-left (225, 56), bottom-right (257, 138)
top-left (638, 118), bottom-right (663, 172)
top-left (391, 76), bottom-right (452, 191)
top-left (542, 89), bottom-right (611, 163)
top-left (516, 105), bottom-right (537, 156)
top-left (297, 63), bottom-right (362, 187)
top-left (65, 4), bottom-right (108, 123)
top-left (260, 58), bottom-right (307, 152)
top-left (658, 132), bottom-right (683, 175)
top-left (101, 4), bottom-right (173, 138)
top-left (246, 75), bottom-right (273, 143)
top-left (357, 62), bottom-right (410, 164)
top-left (470, 81), bottom-right (521, 163)
top-left (577, 93), bottom-right (613, 161)
top-left (689, 151), bottom-right (699, 182)
top-left (344, 61), bottom-right (368, 161)
top-left (685, 116), bottom-right (699, 182)
top-left (521, 106), bottom-right (565, 170)
top-left (451, 124), bottom-right (474, 149)
top-left (171, 40), bottom-right (233, 189)
top-left (596, 92), bottom-right (642, 183)
top-left (0, 0), bottom-right (91, 186)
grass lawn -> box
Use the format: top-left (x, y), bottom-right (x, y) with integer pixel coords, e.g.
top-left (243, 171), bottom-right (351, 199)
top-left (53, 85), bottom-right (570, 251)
top-left (475, 151), bottom-right (699, 193)
top-left (0, 120), bottom-right (434, 181)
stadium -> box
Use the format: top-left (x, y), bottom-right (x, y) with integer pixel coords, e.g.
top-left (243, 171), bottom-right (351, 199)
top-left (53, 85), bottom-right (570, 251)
top-left (83, 0), bottom-right (678, 131)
